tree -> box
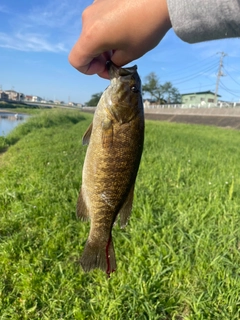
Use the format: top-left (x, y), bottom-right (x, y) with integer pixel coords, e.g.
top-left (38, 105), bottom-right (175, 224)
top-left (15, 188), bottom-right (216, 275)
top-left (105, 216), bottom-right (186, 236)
top-left (142, 72), bottom-right (163, 103)
top-left (85, 92), bottom-right (103, 106)
top-left (161, 81), bottom-right (173, 103)
top-left (142, 73), bottom-right (181, 104)
top-left (161, 81), bottom-right (181, 103)
top-left (168, 87), bottom-right (181, 104)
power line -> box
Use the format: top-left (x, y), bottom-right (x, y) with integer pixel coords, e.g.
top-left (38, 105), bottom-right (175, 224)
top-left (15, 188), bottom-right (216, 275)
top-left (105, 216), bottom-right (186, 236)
top-left (165, 61), bottom-right (218, 82)
top-left (180, 83), bottom-right (215, 91)
top-left (219, 82), bottom-right (240, 98)
top-left (171, 63), bottom-right (219, 85)
top-left (219, 85), bottom-right (240, 98)
top-left (219, 80), bottom-right (240, 94)
top-left (224, 64), bottom-right (240, 74)
top-left (159, 53), bottom-right (218, 77)
top-left (143, 51), bottom-right (239, 101)
top-left (180, 83), bottom-right (216, 90)
top-left (222, 66), bottom-right (240, 87)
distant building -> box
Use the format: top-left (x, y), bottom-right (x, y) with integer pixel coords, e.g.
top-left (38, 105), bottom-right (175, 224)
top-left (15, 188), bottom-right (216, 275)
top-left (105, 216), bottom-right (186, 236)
top-left (0, 90), bottom-right (24, 101)
top-left (5, 90), bottom-right (23, 101)
top-left (25, 95), bottom-right (33, 102)
top-left (68, 102), bottom-right (77, 106)
top-left (0, 91), bottom-right (9, 101)
top-left (19, 93), bottom-right (25, 101)
top-left (24, 95), bottom-right (42, 102)
top-left (181, 91), bottom-right (221, 105)
top-left (32, 96), bottom-right (42, 102)
top-left (4, 90), bottom-right (18, 100)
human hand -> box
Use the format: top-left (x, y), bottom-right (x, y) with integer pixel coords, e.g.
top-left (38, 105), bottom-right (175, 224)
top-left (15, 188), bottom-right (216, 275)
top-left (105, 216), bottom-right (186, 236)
top-left (68, 0), bottom-right (172, 79)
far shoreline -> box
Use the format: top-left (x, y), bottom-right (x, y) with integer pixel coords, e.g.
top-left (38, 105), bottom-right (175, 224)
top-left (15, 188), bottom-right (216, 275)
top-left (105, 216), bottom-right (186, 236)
top-left (0, 109), bottom-right (16, 114)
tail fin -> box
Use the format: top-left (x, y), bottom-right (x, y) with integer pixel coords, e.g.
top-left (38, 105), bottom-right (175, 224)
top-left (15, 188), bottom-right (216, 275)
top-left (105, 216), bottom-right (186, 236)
top-left (80, 236), bottom-right (116, 275)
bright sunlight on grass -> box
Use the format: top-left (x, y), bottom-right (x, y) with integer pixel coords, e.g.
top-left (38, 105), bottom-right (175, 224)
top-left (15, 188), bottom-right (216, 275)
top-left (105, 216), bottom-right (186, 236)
top-left (0, 109), bottom-right (240, 319)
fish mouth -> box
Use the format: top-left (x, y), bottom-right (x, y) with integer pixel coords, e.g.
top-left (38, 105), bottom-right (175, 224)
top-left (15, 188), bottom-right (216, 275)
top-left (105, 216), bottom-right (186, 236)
top-left (106, 60), bottom-right (137, 79)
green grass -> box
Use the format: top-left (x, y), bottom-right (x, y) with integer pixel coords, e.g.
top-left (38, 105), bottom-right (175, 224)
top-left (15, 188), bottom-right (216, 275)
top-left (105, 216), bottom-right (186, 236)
top-left (1, 109), bottom-right (240, 319)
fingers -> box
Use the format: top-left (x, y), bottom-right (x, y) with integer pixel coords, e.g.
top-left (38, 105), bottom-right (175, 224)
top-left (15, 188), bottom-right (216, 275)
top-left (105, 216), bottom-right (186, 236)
top-left (68, 41), bottom-right (112, 78)
top-left (110, 48), bottom-right (144, 68)
top-left (69, 0), bottom-right (172, 78)
top-left (68, 0), bottom-right (134, 78)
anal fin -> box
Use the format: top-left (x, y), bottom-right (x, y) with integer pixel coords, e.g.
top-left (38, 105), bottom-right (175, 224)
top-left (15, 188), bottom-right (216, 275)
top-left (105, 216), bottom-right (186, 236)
top-left (76, 188), bottom-right (89, 221)
top-left (119, 184), bottom-right (135, 228)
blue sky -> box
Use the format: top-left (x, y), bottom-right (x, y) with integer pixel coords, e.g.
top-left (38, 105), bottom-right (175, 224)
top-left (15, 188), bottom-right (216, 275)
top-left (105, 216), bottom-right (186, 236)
top-left (1, 0), bottom-right (240, 104)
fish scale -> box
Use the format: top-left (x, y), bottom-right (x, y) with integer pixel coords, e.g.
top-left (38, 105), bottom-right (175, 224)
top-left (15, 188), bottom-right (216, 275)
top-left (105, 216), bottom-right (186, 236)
top-left (77, 61), bottom-right (144, 275)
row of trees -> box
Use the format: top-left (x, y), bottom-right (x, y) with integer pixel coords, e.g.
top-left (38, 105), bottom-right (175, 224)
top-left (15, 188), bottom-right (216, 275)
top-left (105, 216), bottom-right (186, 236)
top-left (85, 72), bottom-right (181, 106)
top-left (85, 92), bottom-right (103, 106)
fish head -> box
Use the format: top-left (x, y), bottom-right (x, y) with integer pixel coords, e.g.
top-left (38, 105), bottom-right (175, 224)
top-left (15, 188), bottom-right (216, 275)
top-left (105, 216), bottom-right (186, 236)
top-left (105, 61), bottom-right (142, 123)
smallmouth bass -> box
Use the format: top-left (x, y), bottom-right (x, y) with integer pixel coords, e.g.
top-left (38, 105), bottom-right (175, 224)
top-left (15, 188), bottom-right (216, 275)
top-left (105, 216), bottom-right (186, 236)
top-left (77, 61), bottom-right (144, 275)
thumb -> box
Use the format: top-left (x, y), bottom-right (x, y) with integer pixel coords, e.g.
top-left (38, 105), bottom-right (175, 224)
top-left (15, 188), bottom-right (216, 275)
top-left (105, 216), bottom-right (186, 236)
top-left (110, 49), bottom-right (134, 68)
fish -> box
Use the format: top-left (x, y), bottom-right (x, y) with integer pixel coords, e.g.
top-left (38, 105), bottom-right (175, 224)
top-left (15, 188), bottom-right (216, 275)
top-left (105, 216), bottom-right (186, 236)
top-left (77, 61), bottom-right (144, 275)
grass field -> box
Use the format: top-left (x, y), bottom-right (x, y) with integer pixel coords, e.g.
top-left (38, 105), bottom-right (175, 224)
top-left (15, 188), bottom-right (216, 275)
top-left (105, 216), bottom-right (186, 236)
top-left (0, 109), bottom-right (240, 319)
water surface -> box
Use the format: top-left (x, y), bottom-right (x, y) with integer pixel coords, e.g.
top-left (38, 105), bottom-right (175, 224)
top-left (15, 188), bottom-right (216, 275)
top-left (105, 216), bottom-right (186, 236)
top-left (0, 112), bottom-right (28, 136)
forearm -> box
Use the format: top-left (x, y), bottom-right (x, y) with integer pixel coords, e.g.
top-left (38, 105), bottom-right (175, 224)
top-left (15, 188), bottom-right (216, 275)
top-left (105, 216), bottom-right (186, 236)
top-left (167, 0), bottom-right (240, 43)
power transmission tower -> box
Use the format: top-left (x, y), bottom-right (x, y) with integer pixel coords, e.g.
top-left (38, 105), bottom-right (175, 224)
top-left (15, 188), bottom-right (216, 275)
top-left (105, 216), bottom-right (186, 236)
top-left (214, 52), bottom-right (227, 103)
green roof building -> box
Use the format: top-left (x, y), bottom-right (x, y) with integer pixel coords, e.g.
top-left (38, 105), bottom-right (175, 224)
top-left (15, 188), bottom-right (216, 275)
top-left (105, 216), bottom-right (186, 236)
top-left (181, 91), bottom-right (221, 106)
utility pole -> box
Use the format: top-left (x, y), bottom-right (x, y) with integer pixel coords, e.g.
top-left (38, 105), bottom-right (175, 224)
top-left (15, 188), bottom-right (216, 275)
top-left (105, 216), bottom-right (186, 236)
top-left (214, 52), bottom-right (226, 104)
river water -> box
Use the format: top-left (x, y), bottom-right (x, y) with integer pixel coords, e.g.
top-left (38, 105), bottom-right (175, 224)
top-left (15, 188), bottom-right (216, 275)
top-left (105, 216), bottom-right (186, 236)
top-left (0, 112), bottom-right (28, 136)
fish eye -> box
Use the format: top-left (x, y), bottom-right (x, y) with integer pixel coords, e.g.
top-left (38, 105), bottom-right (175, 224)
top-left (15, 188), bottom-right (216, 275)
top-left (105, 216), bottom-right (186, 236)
top-left (131, 86), bottom-right (139, 93)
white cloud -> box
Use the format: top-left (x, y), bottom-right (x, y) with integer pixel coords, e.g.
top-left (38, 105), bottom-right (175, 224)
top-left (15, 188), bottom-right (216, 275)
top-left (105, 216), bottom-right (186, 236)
top-left (0, 32), bottom-right (67, 53)
top-left (0, 0), bottom-right (91, 53)
top-left (27, 0), bottom-right (85, 29)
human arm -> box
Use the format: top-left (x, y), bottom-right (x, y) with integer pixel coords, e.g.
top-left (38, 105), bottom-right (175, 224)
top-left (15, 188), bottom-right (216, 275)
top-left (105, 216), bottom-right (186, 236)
top-left (68, 0), bottom-right (171, 79)
top-left (168, 0), bottom-right (240, 43)
top-left (68, 0), bottom-right (240, 79)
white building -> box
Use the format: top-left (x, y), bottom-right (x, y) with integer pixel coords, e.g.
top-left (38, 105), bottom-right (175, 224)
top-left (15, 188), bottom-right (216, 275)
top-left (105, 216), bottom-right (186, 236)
top-left (0, 91), bottom-right (9, 101)
top-left (24, 95), bottom-right (42, 102)
top-left (0, 90), bottom-right (25, 101)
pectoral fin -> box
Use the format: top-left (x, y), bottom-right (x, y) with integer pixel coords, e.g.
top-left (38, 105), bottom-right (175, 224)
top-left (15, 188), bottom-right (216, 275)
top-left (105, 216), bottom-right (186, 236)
top-left (102, 118), bottom-right (113, 148)
top-left (119, 184), bottom-right (135, 228)
top-left (82, 122), bottom-right (93, 145)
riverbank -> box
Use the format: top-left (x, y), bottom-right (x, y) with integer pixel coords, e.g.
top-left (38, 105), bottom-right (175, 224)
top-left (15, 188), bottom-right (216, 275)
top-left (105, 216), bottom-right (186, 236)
top-left (0, 109), bottom-right (83, 152)
top-left (144, 112), bottom-right (240, 129)
top-left (0, 109), bottom-right (14, 113)
top-left (1, 108), bottom-right (240, 318)
top-left (144, 107), bottom-right (240, 129)
top-left (82, 106), bottom-right (240, 129)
